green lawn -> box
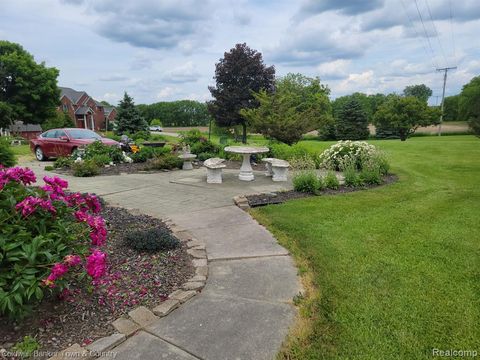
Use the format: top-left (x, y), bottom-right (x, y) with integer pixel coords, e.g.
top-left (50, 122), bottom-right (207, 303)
top-left (252, 136), bottom-right (480, 359)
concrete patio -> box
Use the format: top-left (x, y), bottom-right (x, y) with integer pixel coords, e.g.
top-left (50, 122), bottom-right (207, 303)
top-left (24, 161), bottom-right (301, 360)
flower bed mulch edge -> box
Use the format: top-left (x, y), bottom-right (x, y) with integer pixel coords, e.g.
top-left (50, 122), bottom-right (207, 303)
top-left (38, 212), bottom-right (209, 360)
top-left (234, 174), bottom-right (398, 209)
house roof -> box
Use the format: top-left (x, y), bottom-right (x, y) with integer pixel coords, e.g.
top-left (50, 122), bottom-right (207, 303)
top-left (104, 106), bottom-right (115, 115)
top-left (75, 106), bottom-right (94, 115)
top-left (60, 87), bottom-right (86, 105)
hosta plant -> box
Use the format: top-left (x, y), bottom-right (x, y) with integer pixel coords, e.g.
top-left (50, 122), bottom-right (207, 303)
top-left (0, 166), bottom-right (108, 318)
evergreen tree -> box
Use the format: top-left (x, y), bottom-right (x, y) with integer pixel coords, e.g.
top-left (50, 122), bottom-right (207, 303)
top-left (115, 92), bottom-right (147, 135)
top-left (335, 98), bottom-right (370, 140)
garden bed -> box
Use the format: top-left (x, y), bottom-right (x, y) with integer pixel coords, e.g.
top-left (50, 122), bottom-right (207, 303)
top-left (0, 206), bottom-right (194, 358)
top-left (246, 174), bottom-right (398, 207)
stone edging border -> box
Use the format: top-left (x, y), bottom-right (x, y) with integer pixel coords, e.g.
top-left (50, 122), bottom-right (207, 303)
top-left (47, 214), bottom-right (208, 360)
top-left (233, 195), bottom-right (250, 210)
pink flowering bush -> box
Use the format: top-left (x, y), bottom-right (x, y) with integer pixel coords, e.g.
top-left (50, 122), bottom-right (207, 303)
top-left (0, 166), bottom-right (108, 318)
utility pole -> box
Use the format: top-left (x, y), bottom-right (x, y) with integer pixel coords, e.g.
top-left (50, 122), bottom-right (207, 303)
top-left (436, 66), bottom-right (457, 136)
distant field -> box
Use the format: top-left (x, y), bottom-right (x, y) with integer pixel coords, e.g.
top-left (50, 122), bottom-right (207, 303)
top-left (369, 121), bottom-right (469, 135)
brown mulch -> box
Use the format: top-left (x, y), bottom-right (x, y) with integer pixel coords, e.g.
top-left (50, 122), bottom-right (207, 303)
top-left (0, 207), bottom-right (194, 358)
top-left (246, 174), bottom-right (398, 207)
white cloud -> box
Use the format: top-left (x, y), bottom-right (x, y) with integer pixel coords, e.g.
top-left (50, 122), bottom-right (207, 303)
top-left (317, 59), bottom-right (351, 79)
top-left (156, 87), bottom-right (178, 100)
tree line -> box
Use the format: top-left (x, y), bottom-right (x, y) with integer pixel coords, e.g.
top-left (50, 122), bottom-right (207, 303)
top-left (1, 39), bottom-right (479, 141)
top-left (136, 100), bottom-right (211, 127)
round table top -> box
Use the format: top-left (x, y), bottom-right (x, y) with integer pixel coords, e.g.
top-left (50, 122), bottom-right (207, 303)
top-left (224, 145), bottom-right (269, 154)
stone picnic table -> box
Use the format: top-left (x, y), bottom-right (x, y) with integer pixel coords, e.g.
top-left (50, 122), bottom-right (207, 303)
top-left (224, 145), bottom-right (269, 181)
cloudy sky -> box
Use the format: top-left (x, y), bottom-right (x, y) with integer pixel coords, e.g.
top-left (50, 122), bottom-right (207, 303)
top-left (1, 0), bottom-right (479, 105)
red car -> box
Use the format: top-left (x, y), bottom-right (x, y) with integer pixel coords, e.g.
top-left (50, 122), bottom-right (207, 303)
top-left (30, 128), bottom-right (119, 161)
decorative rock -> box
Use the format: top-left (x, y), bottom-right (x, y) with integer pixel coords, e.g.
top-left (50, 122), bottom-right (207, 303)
top-left (112, 318), bottom-right (140, 336)
top-left (192, 258), bottom-right (207, 267)
top-left (189, 275), bottom-right (207, 282)
top-left (86, 333), bottom-right (125, 353)
top-left (152, 299), bottom-right (180, 317)
top-left (196, 266), bottom-right (208, 277)
top-left (187, 249), bottom-right (207, 259)
top-left (182, 281), bottom-right (205, 291)
top-left (169, 290), bottom-right (197, 303)
top-left (174, 231), bottom-right (193, 242)
top-left (128, 306), bottom-right (158, 326)
top-left (48, 343), bottom-right (90, 360)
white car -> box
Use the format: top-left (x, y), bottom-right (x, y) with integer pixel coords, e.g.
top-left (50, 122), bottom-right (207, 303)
top-left (149, 126), bottom-right (163, 132)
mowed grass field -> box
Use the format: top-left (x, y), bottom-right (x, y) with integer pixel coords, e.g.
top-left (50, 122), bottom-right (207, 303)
top-left (252, 136), bottom-right (480, 359)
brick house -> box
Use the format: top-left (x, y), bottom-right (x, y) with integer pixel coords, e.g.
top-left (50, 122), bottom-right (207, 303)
top-left (58, 87), bottom-right (116, 131)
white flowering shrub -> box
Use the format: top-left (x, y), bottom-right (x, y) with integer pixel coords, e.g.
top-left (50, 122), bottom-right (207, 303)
top-left (319, 140), bottom-right (389, 174)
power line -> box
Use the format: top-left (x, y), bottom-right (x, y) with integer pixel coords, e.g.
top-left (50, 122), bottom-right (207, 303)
top-left (413, 0), bottom-right (439, 69)
top-left (424, 0), bottom-right (449, 67)
top-left (399, 0), bottom-right (437, 70)
top-left (449, 0), bottom-right (457, 66)
top-left (436, 66), bottom-right (457, 136)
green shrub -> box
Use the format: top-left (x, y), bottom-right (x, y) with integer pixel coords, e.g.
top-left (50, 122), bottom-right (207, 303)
top-left (149, 133), bottom-right (166, 141)
top-left (293, 171), bottom-right (321, 193)
top-left (0, 138), bottom-right (16, 167)
top-left (124, 227), bottom-right (179, 252)
top-left (131, 130), bottom-right (151, 141)
top-left (190, 140), bottom-right (220, 155)
top-left (150, 118), bottom-right (162, 126)
top-left (146, 154), bottom-right (183, 170)
top-left (289, 155), bottom-right (316, 170)
top-left (90, 154), bottom-right (111, 167)
top-left (131, 146), bottom-right (171, 163)
top-left (53, 156), bottom-right (73, 169)
top-left (197, 152), bottom-right (217, 161)
top-left (44, 165), bottom-right (54, 171)
top-left (343, 167), bottom-right (363, 187)
top-left (320, 140), bottom-right (389, 173)
top-left (323, 171), bottom-right (340, 189)
top-left (72, 160), bottom-right (100, 177)
top-left (83, 141), bottom-right (123, 164)
top-left (180, 129), bottom-right (206, 146)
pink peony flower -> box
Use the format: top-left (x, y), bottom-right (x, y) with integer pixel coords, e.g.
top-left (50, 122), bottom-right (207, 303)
top-left (64, 254), bottom-right (81, 266)
top-left (1, 167), bottom-right (36, 189)
top-left (86, 250), bottom-right (107, 279)
top-left (50, 263), bottom-right (69, 279)
top-left (15, 196), bottom-right (56, 217)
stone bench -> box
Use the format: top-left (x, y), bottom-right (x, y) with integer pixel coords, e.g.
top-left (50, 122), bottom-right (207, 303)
top-left (204, 158), bottom-right (226, 184)
top-left (262, 158), bottom-right (290, 182)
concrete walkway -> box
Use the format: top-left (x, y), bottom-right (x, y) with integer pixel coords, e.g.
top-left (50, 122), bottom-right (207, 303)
top-left (25, 162), bottom-right (301, 360)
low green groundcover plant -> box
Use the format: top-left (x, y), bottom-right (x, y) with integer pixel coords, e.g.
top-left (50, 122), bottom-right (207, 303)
top-left (0, 167), bottom-right (108, 318)
top-left (53, 156), bottom-right (73, 169)
top-left (293, 171), bottom-right (322, 194)
top-left (72, 160), bottom-right (100, 177)
top-left (124, 228), bottom-right (179, 252)
top-left (323, 171), bottom-right (340, 189)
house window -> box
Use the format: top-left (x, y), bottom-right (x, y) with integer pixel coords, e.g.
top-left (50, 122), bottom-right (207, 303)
top-left (62, 104), bottom-right (68, 112)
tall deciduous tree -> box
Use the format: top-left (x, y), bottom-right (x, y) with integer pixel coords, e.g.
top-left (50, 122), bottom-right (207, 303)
top-left (241, 74), bottom-right (331, 145)
top-left (0, 41), bottom-right (59, 128)
top-left (458, 76), bottom-right (480, 136)
top-left (403, 84), bottom-right (433, 103)
top-left (208, 43), bottom-right (275, 143)
top-left (114, 92), bottom-right (147, 135)
top-left (373, 95), bottom-right (441, 141)
top-left (335, 98), bottom-right (370, 140)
